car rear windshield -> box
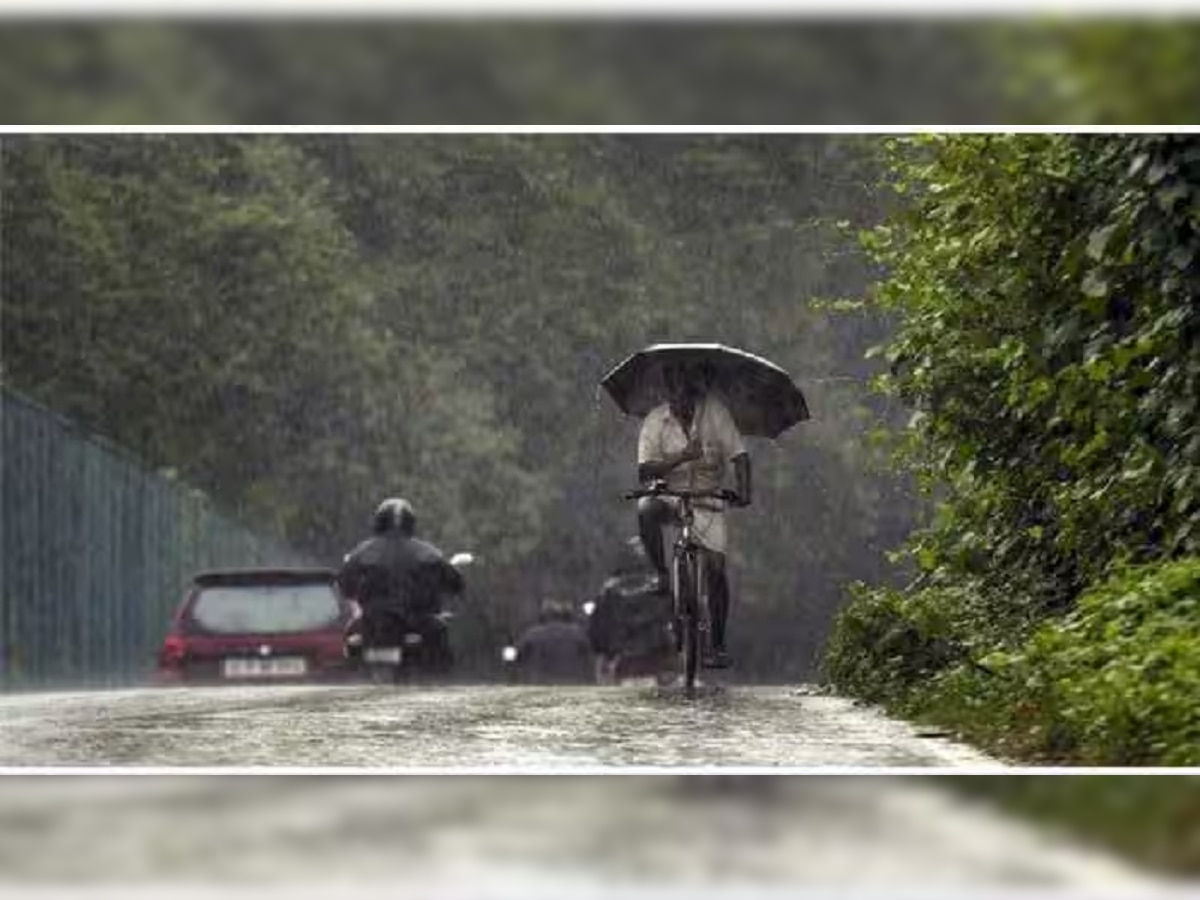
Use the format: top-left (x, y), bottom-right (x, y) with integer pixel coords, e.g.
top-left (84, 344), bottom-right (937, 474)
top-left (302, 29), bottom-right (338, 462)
top-left (188, 583), bottom-right (340, 634)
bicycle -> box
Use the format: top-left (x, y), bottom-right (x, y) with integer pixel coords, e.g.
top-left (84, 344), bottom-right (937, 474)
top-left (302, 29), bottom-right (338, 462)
top-left (624, 481), bottom-right (736, 697)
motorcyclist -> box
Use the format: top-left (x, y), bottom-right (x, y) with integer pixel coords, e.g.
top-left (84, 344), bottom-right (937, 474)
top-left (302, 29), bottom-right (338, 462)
top-left (514, 600), bottom-right (595, 685)
top-left (338, 498), bottom-right (464, 670)
top-left (587, 536), bottom-right (674, 684)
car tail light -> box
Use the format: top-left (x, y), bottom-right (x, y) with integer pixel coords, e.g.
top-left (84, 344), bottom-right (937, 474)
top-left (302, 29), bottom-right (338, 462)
top-left (158, 634), bottom-right (187, 667)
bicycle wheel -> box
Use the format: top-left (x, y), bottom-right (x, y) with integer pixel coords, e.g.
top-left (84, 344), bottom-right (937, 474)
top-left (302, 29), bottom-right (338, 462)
top-left (677, 548), bottom-right (700, 696)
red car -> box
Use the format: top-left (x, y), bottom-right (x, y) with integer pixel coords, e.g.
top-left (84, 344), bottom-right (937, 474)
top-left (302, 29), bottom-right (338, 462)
top-left (155, 568), bottom-right (356, 684)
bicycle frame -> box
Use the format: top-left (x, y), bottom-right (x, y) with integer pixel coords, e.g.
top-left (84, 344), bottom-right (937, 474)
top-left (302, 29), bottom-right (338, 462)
top-left (671, 498), bottom-right (708, 636)
top-left (627, 483), bottom-right (729, 696)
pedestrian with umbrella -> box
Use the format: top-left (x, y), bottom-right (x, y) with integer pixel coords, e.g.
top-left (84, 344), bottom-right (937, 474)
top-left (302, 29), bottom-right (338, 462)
top-left (601, 343), bottom-right (809, 670)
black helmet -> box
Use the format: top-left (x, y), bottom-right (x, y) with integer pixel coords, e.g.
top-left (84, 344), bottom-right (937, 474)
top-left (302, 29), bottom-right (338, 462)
top-left (373, 498), bottom-right (416, 536)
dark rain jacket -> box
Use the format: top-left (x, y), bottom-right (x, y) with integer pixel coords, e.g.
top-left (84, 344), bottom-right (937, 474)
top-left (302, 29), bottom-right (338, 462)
top-left (337, 533), bottom-right (464, 617)
top-left (587, 571), bottom-right (673, 660)
top-left (516, 619), bottom-right (594, 685)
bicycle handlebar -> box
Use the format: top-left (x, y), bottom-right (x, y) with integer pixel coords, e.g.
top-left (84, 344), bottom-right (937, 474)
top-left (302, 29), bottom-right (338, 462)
top-left (624, 484), bottom-right (737, 503)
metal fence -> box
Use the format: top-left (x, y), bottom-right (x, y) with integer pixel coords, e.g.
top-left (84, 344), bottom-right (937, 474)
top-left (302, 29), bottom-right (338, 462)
top-left (1, 389), bottom-right (311, 689)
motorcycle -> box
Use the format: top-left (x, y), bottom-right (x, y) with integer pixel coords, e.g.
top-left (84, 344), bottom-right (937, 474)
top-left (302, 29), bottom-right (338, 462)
top-left (583, 585), bottom-right (677, 687)
top-left (344, 552), bottom-right (474, 684)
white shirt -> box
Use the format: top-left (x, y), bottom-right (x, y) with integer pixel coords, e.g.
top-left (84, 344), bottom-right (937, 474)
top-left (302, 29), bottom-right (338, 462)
top-left (637, 393), bottom-right (746, 554)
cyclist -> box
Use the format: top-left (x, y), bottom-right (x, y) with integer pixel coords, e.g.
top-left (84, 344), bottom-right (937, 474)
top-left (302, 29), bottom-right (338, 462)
top-left (636, 360), bottom-right (752, 668)
top-left (338, 498), bottom-right (464, 667)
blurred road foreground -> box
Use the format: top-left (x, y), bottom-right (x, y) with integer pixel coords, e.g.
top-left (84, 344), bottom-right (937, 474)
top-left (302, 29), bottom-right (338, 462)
top-left (0, 776), bottom-right (1182, 893)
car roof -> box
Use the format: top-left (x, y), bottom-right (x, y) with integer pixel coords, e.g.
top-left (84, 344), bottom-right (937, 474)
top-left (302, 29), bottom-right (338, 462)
top-left (191, 567), bottom-right (336, 587)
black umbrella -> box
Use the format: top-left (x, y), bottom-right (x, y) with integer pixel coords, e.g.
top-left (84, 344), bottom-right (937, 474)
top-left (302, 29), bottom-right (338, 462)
top-left (600, 343), bottom-right (810, 439)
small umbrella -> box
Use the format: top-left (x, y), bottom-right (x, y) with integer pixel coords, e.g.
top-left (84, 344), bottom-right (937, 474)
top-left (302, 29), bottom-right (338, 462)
top-left (600, 343), bottom-right (810, 439)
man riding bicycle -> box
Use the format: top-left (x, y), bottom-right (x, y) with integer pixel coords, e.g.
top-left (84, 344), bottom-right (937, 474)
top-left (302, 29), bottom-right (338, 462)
top-left (636, 360), bottom-right (752, 669)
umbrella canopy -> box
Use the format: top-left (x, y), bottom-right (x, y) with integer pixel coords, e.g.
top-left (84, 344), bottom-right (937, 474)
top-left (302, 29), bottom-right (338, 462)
top-left (600, 343), bottom-right (810, 439)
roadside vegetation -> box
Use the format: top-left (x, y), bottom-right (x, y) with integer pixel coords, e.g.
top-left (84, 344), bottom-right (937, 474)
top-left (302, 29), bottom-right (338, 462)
top-left (824, 134), bottom-right (1200, 766)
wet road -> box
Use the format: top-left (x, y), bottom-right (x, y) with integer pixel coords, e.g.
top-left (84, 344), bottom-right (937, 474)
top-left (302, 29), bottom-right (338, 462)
top-left (0, 683), bottom-right (1001, 768)
top-left (0, 776), bottom-right (1170, 889)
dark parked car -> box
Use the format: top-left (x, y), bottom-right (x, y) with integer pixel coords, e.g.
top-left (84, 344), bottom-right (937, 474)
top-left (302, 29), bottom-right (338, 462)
top-left (154, 568), bottom-right (356, 684)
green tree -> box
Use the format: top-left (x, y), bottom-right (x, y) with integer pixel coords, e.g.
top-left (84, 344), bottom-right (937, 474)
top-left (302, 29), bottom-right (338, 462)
top-left (1, 136), bottom-right (538, 560)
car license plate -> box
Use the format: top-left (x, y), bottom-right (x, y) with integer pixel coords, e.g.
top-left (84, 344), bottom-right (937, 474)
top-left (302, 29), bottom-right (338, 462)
top-left (364, 647), bottom-right (402, 664)
top-left (222, 657), bottom-right (307, 678)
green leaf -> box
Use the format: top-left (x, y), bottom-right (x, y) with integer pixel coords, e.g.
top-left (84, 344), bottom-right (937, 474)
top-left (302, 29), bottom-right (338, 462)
top-left (1157, 181), bottom-right (1189, 210)
top-left (1168, 244), bottom-right (1195, 271)
top-left (1086, 224), bottom-right (1118, 261)
top-left (1081, 270), bottom-right (1110, 298)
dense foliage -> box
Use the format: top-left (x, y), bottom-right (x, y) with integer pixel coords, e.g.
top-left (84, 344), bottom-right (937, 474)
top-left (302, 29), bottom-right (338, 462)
top-left (824, 134), bottom-right (1200, 764)
top-left (2, 134), bottom-right (903, 679)
top-left (985, 558), bottom-right (1200, 765)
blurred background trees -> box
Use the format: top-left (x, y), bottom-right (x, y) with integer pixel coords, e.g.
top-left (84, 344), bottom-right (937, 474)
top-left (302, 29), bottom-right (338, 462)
top-left (0, 22), bottom-right (998, 125)
top-left (2, 20), bottom-right (1199, 126)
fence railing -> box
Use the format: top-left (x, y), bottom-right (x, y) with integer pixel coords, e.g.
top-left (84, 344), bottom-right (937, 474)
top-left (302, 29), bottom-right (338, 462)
top-left (1, 388), bottom-right (311, 689)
